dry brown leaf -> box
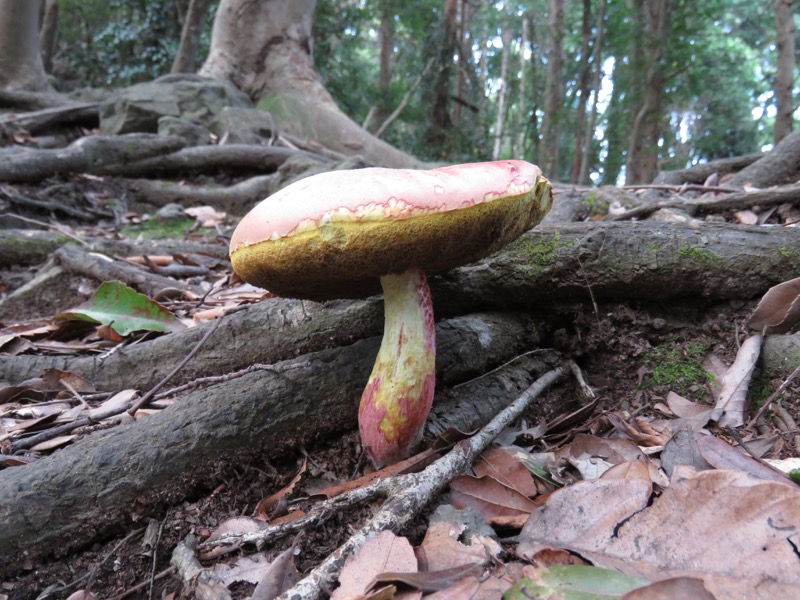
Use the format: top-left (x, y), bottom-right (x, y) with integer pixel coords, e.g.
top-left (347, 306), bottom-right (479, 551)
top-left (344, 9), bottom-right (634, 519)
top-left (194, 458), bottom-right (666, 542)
top-left (449, 474), bottom-right (538, 524)
top-left (474, 446), bottom-right (538, 497)
top-left (332, 530), bottom-right (419, 600)
top-left (695, 435), bottom-right (790, 483)
top-left (254, 458), bottom-right (307, 520)
top-left (518, 466), bottom-right (800, 587)
top-left (213, 553), bottom-right (273, 586)
top-left (369, 563), bottom-right (485, 594)
top-left (251, 545), bottom-right (301, 600)
top-left (622, 576), bottom-right (715, 599)
top-left (749, 276), bottom-right (800, 334)
top-left (207, 516), bottom-right (268, 543)
top-left (416, 521), bottom-right (497, 572)
top-left (600, 461), bottom-right (653, 489)
top-left (714, 334), bottom-right (761, 427)
top-left (30, 434), bottom-right (76, 451)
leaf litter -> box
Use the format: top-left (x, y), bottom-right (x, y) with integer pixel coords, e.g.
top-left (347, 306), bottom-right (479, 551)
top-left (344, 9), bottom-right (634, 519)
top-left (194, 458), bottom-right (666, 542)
top-left (1, 214), bottom-right (799, 600)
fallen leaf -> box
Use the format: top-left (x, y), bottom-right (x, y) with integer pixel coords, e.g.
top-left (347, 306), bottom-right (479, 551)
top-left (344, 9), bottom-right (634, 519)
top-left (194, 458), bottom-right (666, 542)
top-left (517, 466), bottom-right (800, 587)
top-left (749, 276), bottom-right (800, 334)
top-left (473, 446), bottom-right (538, 497)
top-left (622, 576), bottom-right (715, 599)
top-left (505, 565), bottom-right (646, 599)
top-left (213, 553), bottom-right (272, 586)
top-left (415, 520), bottom-right (497, 572)
top-left (332, 530), bottom-right (419, 600)
top-left (56, 281), bottom-right (185, 336)
top-left (695, 435), bottom-right (790, 483)
top-left (370, 563), bottom-right (485, 594)
top-left (251, 545), bottom-right (301, 599)
top-left (714, 334), bottom-right (761, 427)
top-left (254, 458), bottom-right (307, 520)
top-left (449, 475), bottom-right (538, 525)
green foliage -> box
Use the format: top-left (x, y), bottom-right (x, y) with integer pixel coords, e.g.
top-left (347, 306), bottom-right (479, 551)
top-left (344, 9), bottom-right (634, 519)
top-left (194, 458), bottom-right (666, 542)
top-left (56, 281), bottom-right (185, 336)
top-left (51, 0), bottom-right (787, 170)
top-left (57, 0), bottom-right (216, 88)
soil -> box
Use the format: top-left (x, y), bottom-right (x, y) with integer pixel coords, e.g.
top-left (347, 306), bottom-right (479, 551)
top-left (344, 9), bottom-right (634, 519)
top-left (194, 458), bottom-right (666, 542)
top-left (0, 179), bottom-right (798, 600)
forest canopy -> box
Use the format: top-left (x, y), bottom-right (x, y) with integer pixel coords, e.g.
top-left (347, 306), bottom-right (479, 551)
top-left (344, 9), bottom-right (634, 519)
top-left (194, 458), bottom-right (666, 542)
top-left (45, 0), bottom-right (798, 185)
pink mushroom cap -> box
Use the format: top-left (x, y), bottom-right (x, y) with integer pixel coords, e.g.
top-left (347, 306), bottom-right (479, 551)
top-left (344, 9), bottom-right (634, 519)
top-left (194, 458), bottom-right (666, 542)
top-left (230, 160), bottom-right (553, 300)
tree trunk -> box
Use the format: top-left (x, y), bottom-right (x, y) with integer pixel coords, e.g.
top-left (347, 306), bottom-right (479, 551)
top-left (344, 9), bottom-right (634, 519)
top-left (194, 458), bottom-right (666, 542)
top-left (38, 0), bottom-right (59, 74)
top-left (625, 0), bottom-right (670, 184)
top-left (571, 0), bottom-right (593, 183)
top-left (423, 0), bottom-right (458, 155)
top-left (774, 0), bottom-right (795, 144)
top-left (199, 0), bottom-right (420, 168)
top-left (540, 0), bottom-right (565, 179)
top-left (373, 0), bottom-right (395, 129)
top-left (171, 0), bottom-right (213, 74)
top-left (513, 15), bottom-right (530, 156)
top-left (491, 27), bottom-right (512, 160)
top-left (578, 0), bottom-right (607, 185)
top-left (0, 0), bottom-right (50, 92)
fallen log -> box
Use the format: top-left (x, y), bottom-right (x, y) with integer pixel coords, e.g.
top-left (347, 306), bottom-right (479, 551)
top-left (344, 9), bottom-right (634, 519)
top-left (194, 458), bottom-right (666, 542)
top-left (0, 229), bottom-right (228, 268)
top-left (606, 184), bottom-right (800, 221)
top-left (0, 221), bottom-right (797, 389)
top-left (0, 134), bottom-right (186, 183)
top-left (653, 153), bottom-right (762, 186)
top-left (127, 174), bottom-right (275, 212)
top-left (96, 144), bottom-right (328, 177)
top-left (0, 311), bottom-right (547, 571)
top-left (728, 129), bottom-right (800, 188)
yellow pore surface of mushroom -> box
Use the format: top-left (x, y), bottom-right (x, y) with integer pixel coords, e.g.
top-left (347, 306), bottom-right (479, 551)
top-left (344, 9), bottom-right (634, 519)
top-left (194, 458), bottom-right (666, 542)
top-left (230, 170), bottom-right (552, 301)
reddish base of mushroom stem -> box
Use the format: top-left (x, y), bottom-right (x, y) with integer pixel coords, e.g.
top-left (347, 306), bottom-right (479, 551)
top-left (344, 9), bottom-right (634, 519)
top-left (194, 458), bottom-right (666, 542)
top-left (358, 268), bottom-right (436, 468)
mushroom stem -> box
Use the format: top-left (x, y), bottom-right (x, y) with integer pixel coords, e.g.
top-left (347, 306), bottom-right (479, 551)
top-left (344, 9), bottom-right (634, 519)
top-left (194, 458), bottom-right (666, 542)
top-left (358, 268), bottom-right (436, 468)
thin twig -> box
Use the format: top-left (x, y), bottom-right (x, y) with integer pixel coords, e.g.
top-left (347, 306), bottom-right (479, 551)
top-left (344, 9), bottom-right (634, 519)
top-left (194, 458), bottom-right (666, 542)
top-left (129, 316), bottom-right (223, 415)
top-left (277, 365), bottom-right (567, 599)
top-left (748, 362), bottom-right (800, 427)
top-left (0, 211), bottom-right (88, 245)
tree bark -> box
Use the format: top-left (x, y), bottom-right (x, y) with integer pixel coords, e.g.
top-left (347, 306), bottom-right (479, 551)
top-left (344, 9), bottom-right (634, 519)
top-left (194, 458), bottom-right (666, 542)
top-left (540, 0), bottom-right (565, 178)
top-left (625, 0), bottom-right (670, 184)
top-left (0, 312), bottom-right (544, 570)
top-left (491, 27), bottom-right (512, 160)
top-left (171, 0), bottom-right (213, 74)
top-left (654, 153), bottom-right (762, 185)
top-left (0, 0), bottom-right (50, 92)
top-left (198, 0), bottom-right (420, 168)
top-left (571, 0), bottom-right (593, 184)
top-left (727, 129), bottom-right (800, 188)
top-left (774, 0), bottom-right (796, 144)
top-left (38, 0), bottom-right (59, 74)
top-left (423, 0), bottom-right (458, 155)
top-left (0, 134), bottom-right (186, 183)
top-left (578, 0), bottom-right (607, 185)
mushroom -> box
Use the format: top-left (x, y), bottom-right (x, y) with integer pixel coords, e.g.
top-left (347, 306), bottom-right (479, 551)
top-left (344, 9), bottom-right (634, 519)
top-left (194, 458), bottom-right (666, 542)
top-left (229, 160), bottom-right (553, 467)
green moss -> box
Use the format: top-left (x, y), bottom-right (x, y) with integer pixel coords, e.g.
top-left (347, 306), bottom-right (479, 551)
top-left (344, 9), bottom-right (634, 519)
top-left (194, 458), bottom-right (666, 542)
top-left (678, 244), bottom-right (721, 263)
top-left (643, 342), bottom-right (711, 397)
top-left (579, 193), bottom-right (610, 218)
top-left (509, 232), bottom-right (574, 277)
top-left (120, 218), bottom-right (196, 240)
top-left (776, 247), bottom-right (796, 259)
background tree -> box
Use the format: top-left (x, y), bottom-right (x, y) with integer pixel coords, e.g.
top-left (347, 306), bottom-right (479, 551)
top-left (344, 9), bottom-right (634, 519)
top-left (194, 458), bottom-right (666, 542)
top-left (539, 0), bottom-right (565, 177)
top-left (0, 0), bottom-right (50, 92)
top-left (199, 0), bottom-right (419, 168)
top-left (171, 0), bottom-right (214, 74)
top-left (775, 0), bottom-right (796, 143)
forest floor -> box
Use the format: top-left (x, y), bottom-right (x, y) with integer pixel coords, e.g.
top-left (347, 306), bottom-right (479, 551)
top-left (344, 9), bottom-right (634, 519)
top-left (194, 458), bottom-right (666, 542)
top-left (0, 176), bottom-right (799, 600)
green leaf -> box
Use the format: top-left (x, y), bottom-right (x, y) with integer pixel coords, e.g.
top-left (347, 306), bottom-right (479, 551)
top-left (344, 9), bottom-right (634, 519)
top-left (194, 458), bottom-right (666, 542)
top-left (56, 281), bottom-right (185, 336)
top-left (503, 566), bottom-right (648, 600)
